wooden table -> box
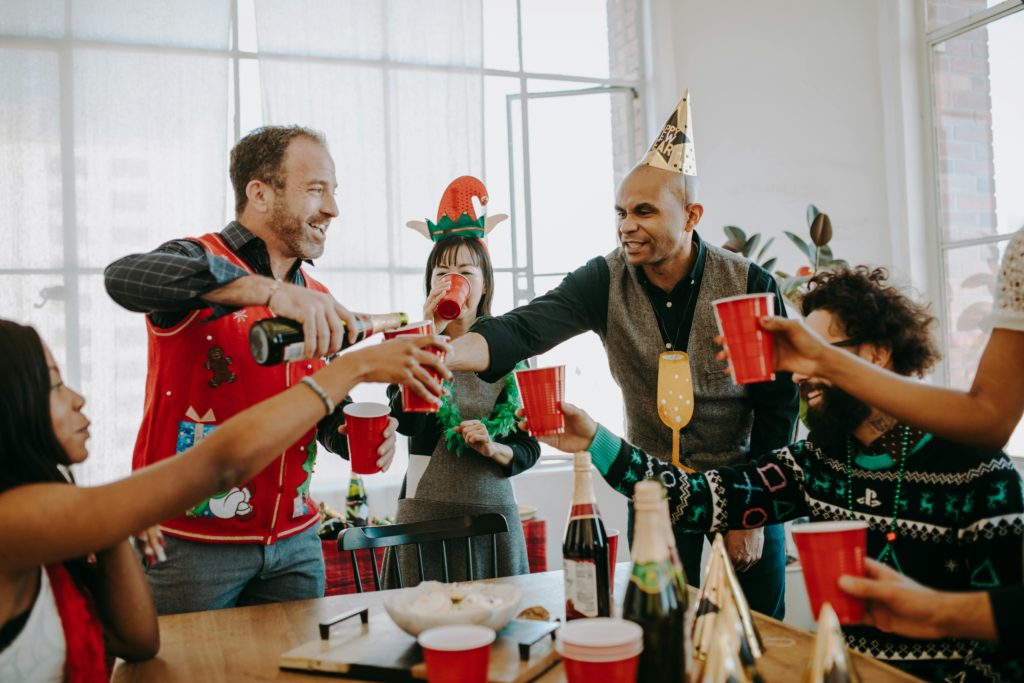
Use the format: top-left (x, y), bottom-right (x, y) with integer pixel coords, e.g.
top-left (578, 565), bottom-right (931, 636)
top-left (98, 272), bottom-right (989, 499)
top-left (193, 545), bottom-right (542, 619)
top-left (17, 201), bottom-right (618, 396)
top-left (112, 565), bottom-right (919, 682)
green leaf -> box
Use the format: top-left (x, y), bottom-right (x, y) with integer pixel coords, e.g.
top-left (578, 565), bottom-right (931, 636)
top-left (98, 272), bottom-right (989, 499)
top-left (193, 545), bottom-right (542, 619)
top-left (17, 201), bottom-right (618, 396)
top-left (784, 231), bottom-right (813, 262)
top-left (723, 225), bottom-right (747, 243)
top-left (961, 272), bottom-right (995, 289)
top-left (744, 233), bottom-right (762, 258)
top-left (761, 257), bottom-right (777, 272)
top-left (806, 204), bottom-right (821, 229)
top-left (809, 213), bottom-right (833, 247)
top-left (757, 237), bottom-right (775, 260)
top-left (819, 245), bottom-right (834, 263)
top-left (956, 301), bottom-right (993, 332)
top-left (723, 238), bottom-right (745, 253)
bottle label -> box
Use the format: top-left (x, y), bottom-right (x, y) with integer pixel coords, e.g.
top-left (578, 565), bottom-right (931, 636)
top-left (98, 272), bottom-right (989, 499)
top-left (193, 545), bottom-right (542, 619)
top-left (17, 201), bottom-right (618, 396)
top-left (567, 503), bottom-right (599, 521)
top-left (282, 341), bottom-right (305, 363)
top-left (629, 560), bottom-right (673, 595)
top-left (564, 559), bottom-right (600, 618)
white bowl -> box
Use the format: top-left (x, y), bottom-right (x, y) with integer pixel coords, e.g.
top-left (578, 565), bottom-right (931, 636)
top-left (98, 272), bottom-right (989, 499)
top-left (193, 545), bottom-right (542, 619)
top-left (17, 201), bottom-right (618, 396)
top-left (383, 581), bottom-right (523, 636)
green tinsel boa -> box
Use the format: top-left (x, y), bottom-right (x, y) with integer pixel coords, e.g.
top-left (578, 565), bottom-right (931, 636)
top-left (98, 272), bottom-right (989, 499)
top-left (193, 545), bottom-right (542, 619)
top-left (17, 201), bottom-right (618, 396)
top-left (437, 361), bottom-right (527, 456)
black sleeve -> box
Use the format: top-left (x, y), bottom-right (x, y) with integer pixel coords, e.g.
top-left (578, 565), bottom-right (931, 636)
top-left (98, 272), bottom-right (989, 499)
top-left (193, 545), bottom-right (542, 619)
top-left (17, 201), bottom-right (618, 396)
top-left (990, 586), bottom-right (1024, 647)
top-left (492, 383), bottom-right (541, 476)
top-left (744, 264), bottom-right (800, 458)
top-left (104, 238), bottom-right (251, 328)
top-left (387, 384), bottom-right (428, 437)
top-left (470, 256), bottom-right (610, 383)
top-left (316, 395), bottom-right (354, 457)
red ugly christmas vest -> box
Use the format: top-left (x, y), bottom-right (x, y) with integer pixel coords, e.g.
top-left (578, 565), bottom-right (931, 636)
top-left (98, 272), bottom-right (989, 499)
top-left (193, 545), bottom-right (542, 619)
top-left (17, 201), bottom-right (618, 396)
top-left (131, 233), bottom-right (326, 544)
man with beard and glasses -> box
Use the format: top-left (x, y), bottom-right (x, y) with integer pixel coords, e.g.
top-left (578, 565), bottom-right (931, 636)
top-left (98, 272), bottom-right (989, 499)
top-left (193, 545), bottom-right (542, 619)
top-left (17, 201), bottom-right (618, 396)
top-left (104, 126), bottom-right (402, 614)
top-left (530, 266), bottom-right (1024, 682)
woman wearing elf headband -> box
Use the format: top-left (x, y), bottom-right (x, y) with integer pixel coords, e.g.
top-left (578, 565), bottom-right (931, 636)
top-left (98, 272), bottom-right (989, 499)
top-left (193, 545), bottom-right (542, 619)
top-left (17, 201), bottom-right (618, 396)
top-left (0, 319), bottom-right (447, 681)
top-left (385, 177), bottom-right (540, 586)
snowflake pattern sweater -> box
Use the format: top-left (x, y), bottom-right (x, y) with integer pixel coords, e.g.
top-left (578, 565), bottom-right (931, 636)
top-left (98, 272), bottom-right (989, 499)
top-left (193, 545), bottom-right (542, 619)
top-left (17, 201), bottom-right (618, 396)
top-left (586, 424), bottom-right (1024, 683)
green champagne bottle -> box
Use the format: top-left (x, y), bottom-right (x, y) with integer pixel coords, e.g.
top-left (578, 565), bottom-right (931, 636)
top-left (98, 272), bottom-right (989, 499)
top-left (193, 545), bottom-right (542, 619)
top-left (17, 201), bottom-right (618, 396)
top-left (622, 480), bottom-right (687, 683)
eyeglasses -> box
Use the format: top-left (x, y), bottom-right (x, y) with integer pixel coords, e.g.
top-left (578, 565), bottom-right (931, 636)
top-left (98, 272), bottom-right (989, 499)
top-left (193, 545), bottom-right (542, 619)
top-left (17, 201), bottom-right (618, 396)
top-left (830, 339), bottom-right (861, 348)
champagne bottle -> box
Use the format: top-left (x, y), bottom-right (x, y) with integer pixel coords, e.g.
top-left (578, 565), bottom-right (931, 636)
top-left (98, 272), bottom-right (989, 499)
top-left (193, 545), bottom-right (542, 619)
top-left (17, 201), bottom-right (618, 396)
top-left (660, 495), bottom-right (688, 592)
top-left (623, 480), bottom-right (687, 683)
top-left (249, 312), bottom-right (408, 366)
top-left (562, 451), bottom-right (612, 620)
top-left (345, 474), bottom-right (369, 527)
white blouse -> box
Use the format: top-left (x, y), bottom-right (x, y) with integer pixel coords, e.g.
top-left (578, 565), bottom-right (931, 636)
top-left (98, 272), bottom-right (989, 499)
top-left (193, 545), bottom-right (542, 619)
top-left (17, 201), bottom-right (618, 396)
top-left (993, 228), bottom-right (1024, 333)
top-left (0, 569), bottom-right (66, 683)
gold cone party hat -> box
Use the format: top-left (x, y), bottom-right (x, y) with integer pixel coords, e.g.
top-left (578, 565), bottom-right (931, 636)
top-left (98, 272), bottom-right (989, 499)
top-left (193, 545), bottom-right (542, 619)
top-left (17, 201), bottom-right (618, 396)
top-left (712, 534), bottom-right (765, 659)
top-left (641, 90), bottom-right (696, 175)
top-left (700, 599), bottom-right (759, 683)
top-left (806, 603), bottom-right (861, 683)
top-left (691, 537), bottom-right (726, 662)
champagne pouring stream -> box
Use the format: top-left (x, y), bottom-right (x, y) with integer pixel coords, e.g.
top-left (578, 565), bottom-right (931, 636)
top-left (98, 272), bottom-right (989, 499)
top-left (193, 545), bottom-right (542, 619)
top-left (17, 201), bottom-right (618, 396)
top-left (658, 351), bottom-right (695, 472)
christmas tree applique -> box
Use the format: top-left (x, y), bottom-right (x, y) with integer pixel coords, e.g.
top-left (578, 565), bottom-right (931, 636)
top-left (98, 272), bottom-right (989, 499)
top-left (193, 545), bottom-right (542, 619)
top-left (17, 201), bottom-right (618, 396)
top-left (876, 543), bottom-right (903, 573)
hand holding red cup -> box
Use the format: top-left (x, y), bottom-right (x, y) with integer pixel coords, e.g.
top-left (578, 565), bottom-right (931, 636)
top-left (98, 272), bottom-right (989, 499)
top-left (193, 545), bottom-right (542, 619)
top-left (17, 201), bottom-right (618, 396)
top-left (791, 519), bottom-right (868, 624)
top-left (713, 293), bottom-right (777, 385)
top-left (514, 365), bottom-right (566, 436)
top-left (435, 273), bottom-right (471, 321)
top-left (384, 321), bottom-right (446, 413)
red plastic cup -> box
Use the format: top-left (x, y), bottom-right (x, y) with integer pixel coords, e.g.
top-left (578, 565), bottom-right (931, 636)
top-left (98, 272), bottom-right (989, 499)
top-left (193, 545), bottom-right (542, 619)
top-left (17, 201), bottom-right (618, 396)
top-left (713, 293), bottom-right (777, 385)
top-left (343, 402), bottom-right (391, 475)
top-left (418, 624), bottom-right (495, 683)
top-left (556, 618), bottom-right (642, 683)
top-left (791, 520), bottom-right (868, 624)
top-left (383, 320), bottom-right (444, 413)
top-left (436, 273), bottom-right (471, 321)
top-left (514, 365), bottom-right (565, 436)
top-left (606, 528), bottom-right (620, 590)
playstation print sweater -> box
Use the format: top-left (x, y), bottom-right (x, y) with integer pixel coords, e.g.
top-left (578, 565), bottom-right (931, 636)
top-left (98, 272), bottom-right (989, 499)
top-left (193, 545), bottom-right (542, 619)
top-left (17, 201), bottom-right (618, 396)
top-left (586, 424), bottom-right (1024, 683)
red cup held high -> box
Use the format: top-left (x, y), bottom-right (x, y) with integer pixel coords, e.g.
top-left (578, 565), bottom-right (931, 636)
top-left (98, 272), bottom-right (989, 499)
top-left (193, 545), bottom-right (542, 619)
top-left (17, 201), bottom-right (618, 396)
top-left (436, 273), bottom-right (471, 321)
top-left (343, 402), bottom-right (391, 475)
top-left (791, 520), bottom-right (869, 625)
top-left (383, 320), bottom-right (445, 414)
top-left (713, 293), bottom-right (777, 385)
top-left (514, 365), bottom-right (565, 436)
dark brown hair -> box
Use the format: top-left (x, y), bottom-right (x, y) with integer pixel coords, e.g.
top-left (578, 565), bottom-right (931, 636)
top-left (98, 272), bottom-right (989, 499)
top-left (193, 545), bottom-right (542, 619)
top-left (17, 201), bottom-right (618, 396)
top-left (800, 266), bottom-right (940, 377)
top-left (229, 125), bottom-right (327, 215)
top-left (424, 237), bottom-right (493, 317)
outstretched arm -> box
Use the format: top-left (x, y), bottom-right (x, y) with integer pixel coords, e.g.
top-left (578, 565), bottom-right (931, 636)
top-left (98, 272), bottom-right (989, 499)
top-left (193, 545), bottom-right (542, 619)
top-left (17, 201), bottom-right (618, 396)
top-left (525, 403), bottom-right (810, 534)
top-left (739, 319), bottom-right (1024, 450)
top-left (0, 336), bottom-right (450, 573)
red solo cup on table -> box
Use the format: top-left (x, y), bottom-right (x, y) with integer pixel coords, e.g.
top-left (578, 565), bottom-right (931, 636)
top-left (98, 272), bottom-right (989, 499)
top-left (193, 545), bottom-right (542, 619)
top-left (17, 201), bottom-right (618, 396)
top-left (556, 617), bottom-right (643, 683)
top-left (713, 293), bottom-right (777, 385)
top-left (791, 520), bottom-right (869, 624)
top-left (383, 320), bottom-right (444, 413)
top-left (514, 365), bottom-right (565, 436)
top-left (343, 402), bottom-right (390, 475)
top-left (418, 624), bottom-right (495, 683)
top-left (436, 273), bottom-right (471, 321)
top-left (606, 528), bottom-right (620, 589)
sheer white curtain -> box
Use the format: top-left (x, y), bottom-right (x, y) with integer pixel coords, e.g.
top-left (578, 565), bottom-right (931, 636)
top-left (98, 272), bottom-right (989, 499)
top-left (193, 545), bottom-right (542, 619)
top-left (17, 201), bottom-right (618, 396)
top-left (0, 0), bottom-right (486, 490)
top-left (253, 0), bottom-right (486, 498)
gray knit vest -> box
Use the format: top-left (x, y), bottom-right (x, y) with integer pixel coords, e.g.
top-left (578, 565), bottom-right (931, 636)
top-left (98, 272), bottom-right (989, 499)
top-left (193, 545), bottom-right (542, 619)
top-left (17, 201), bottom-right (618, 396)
top-left (602, 245), bottom-right (754, 472)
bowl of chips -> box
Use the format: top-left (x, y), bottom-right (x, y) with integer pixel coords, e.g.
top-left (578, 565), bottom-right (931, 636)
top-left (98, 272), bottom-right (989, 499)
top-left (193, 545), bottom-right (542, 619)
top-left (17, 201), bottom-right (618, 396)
top-left (383, 580), bottom-right (522, 636)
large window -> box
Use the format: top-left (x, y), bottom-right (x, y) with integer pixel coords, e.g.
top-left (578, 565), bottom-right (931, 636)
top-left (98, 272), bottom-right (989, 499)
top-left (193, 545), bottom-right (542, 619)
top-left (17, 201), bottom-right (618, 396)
top-left (0, 1), bottom-right (643, 490)
top-left (926, 0), bottom-right (1024, 454)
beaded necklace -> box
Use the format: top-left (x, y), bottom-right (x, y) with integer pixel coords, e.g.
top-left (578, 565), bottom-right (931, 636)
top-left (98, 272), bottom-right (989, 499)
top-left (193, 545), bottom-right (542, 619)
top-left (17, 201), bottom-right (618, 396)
top-left (845, 425), bottom-right (911, 569)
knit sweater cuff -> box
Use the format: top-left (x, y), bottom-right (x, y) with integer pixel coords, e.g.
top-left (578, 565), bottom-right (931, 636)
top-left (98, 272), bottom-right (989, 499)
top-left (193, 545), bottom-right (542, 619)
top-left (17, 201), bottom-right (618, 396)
top-left (588, 424), bottom-right (622, 475)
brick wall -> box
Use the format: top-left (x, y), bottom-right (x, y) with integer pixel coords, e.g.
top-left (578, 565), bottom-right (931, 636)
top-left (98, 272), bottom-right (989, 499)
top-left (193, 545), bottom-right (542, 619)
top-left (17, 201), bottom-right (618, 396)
top-left (606, 0), bottom-right (644, 185)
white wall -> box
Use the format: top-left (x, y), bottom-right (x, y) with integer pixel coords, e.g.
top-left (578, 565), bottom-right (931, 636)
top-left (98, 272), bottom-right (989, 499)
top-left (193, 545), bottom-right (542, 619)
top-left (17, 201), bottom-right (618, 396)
top-left (645, 0), bottom-right (929, 287)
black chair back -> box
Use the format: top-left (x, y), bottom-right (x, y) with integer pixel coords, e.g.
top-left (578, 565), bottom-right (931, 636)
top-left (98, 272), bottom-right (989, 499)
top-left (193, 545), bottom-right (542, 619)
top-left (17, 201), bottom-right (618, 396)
top-left (338, 512), bottom-right (509, 592)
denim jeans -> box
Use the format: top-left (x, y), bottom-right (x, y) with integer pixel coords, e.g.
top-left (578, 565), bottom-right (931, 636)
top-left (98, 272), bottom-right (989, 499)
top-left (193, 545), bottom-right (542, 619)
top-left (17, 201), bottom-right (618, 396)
top-left (145, 524), bottom-right (325, 615)
top-left (628, 504), bottom-right (786, 620)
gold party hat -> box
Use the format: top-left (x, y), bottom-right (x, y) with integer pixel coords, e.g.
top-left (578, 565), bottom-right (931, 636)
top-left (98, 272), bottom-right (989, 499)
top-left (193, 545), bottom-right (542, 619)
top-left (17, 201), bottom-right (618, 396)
top-left (806, 603), bottom-right (861, 683)
top-left (641, 90), bottom-right (696, 175)
top-left (712, 534), bottom-right (765, 659)
top-left (700, 599), bottom-right (759, 683)
top-left (691, 538), bottom-right (726, 662)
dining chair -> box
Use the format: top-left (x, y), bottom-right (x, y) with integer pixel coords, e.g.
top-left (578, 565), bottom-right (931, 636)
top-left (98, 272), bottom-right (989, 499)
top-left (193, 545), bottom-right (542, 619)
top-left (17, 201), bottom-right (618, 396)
top-left (338, 512), bottom-right (509, 592)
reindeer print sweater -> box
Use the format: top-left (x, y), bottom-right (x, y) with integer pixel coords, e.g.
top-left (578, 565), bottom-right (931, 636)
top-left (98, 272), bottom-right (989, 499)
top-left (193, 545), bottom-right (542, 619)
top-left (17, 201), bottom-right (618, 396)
top-left (586, 424), bottom-right (1024, 683)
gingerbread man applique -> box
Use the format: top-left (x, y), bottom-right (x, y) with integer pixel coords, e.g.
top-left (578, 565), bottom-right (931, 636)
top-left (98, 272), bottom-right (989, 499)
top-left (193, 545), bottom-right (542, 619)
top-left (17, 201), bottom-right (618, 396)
top-left (205, 346), bottom-right (237, 388)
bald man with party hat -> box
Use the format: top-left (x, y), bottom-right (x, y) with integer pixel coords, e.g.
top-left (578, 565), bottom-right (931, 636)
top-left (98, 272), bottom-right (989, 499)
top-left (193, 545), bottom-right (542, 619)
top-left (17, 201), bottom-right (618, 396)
top-left (446, 91), bottom-right (798, 618)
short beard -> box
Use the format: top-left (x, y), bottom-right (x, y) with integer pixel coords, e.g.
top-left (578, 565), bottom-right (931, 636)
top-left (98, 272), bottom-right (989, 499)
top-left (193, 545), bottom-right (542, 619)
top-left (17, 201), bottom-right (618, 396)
top-left (805, 385), bottom-right (872, 445)
top-left (270, 198), bottom-right (324, 260)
